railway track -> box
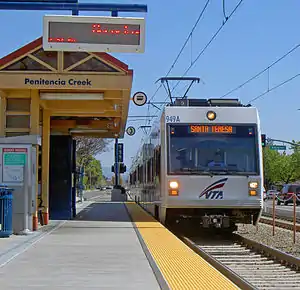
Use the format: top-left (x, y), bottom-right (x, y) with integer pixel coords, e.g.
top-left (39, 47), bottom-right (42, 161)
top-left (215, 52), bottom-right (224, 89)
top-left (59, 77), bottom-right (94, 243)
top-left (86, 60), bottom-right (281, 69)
top-left (259, 215), bottom-right (300, 232)
top-left (262, 211), bottom-right (300, 223)
top-left (183, 233), bottom-right (300, 290)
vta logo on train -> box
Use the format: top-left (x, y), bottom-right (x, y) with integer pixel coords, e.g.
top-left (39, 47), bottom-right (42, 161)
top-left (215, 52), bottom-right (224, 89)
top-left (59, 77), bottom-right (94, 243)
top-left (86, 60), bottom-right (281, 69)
top-left (199, 178), bottom-right (228, 200)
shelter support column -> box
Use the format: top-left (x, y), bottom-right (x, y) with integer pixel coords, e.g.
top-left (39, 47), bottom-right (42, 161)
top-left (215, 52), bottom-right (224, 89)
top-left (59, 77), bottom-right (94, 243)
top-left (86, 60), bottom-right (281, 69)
top-left (42, 109), bottom-right (50, 225)
top-left (114, 138), bottom-right (119, 186)
top-left (30, 90), bottom-right (39, 230)
top-left (0, 92), bottom-right (6, 137)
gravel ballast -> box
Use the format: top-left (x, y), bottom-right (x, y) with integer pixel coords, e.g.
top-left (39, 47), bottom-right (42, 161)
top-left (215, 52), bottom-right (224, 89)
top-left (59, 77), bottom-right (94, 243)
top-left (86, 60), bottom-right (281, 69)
top-left (236, 222), bottom-right (300, 258)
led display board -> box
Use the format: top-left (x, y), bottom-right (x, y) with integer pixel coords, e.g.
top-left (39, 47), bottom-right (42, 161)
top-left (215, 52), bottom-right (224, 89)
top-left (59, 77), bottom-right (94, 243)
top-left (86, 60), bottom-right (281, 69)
top-left (189, 125), bottom-right (235, 134)
top-left (43, 15), bottom-right (145, 53)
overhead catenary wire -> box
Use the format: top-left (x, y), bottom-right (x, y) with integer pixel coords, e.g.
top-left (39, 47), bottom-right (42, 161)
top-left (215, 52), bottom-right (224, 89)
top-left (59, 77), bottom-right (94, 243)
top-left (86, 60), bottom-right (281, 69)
top-left (144, 101), bottom-right (150, 126)
top-left (152, 0), bottom-right (245, 114)
top-left (164, 0), bottom-right (210, 78)
top-left (170, 0), bottom-right (244, 93)
top-left (222, 0), bottom-right (228, 22)
top-left (221, 43), bottom-right (300, 98)
top-left (147, 0), bottom-right (211, 103)
top-left (247, 72), bottom-right (300, 104)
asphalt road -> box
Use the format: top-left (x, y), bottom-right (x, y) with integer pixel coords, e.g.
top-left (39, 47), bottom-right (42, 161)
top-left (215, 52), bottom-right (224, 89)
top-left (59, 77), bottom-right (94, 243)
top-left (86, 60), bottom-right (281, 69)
top-left (264, 199), bottom-right (300, 220)
top-left (83, 189), bottom-right (112, 202)
top-left (264, 199), bottom-right (300, 211)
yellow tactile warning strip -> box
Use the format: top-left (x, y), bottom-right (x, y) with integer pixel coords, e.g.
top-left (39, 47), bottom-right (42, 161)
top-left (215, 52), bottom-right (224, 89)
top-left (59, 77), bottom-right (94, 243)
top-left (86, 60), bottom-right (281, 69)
top-left (125, 202), bottom-right (240, 290)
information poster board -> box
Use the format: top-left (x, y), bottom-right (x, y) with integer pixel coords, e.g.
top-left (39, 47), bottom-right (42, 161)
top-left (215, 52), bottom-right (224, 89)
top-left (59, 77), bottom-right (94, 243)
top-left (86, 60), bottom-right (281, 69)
top-left (2, 148), bottom-right (27, 183)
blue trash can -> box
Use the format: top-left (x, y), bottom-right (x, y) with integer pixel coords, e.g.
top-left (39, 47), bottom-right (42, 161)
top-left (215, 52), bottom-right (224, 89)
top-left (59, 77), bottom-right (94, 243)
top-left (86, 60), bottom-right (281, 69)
top-left (0, 185), bottom-right (13, 238)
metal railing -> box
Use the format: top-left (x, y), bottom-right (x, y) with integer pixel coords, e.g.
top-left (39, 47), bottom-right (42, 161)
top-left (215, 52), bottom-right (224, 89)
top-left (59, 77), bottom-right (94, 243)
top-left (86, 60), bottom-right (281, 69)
top-left (269, 193), bottom-right (300, 244)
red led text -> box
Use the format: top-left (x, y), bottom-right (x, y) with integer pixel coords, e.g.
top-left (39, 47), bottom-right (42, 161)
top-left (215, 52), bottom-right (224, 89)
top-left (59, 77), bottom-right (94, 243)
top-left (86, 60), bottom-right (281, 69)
top-left (91, 24), bottom-right (140, 35)
top-left (48, 38), bottom-right (77, 43)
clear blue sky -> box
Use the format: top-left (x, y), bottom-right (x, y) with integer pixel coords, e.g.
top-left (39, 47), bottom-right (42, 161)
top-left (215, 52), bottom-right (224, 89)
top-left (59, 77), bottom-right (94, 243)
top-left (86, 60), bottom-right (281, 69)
top-left (0, 0), bottom-right (299, 171)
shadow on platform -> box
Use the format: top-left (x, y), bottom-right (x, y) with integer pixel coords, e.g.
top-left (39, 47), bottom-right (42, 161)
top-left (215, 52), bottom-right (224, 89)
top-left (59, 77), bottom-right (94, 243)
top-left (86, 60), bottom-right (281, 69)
top-left (75, 202), bottom-right (131, 222)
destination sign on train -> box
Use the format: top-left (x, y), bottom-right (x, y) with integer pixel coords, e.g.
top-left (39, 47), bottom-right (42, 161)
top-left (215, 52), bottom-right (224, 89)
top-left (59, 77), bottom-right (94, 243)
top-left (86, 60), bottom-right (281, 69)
top-left (188, 125), bottom-right (236, 134)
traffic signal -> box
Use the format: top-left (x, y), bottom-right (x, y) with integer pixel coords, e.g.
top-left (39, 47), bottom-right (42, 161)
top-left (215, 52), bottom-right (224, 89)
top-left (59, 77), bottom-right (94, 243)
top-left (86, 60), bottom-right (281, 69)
top-left (120, 163), bottom-right (127, 174)
top-left (111, 163), bottom-right (127, 173)
top-left (261, 134), bottom-right (266, 147)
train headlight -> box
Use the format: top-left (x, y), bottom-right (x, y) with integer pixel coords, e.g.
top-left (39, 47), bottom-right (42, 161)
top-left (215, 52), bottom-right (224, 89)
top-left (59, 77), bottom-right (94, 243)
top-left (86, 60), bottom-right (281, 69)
top-left (249, 181), bottom-right (258, 189)
top-left (206, 111), bottom-right (216, 121)
top-left (169, 181), bottom-right (179, 189)
top-left (169, 181), bottom-right (179, 196)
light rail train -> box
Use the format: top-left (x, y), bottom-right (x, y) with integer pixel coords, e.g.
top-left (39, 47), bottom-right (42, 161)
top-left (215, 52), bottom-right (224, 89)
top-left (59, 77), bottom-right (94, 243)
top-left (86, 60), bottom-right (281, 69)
top-left (129, 98), bottom-right (263, 231)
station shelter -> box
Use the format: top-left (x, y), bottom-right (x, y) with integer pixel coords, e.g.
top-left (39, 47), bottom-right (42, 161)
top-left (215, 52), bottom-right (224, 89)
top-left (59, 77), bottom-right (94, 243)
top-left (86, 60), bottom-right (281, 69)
top-left (0, 37), bottom-right (133, 230)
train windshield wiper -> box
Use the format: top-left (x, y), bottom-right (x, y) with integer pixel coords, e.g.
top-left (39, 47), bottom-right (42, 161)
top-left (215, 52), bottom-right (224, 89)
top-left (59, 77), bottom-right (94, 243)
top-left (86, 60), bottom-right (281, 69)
top-left (179, 168), bottom-right (213, 175)
top-left (175, 167), bottom-right (254, 175)
top-left (207, 170), bottom-right (228, 175)
top-left (207, 168), bottom-right (250, 175)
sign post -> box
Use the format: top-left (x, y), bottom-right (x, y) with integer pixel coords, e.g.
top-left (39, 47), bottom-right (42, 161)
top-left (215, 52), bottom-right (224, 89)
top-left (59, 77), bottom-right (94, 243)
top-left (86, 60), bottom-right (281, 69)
top-left (132, 91), bottom-right (147, 106)
top-left (126, 126), bottom-right (136, 136)
top-left (114, 138), bottom-right (119, 187)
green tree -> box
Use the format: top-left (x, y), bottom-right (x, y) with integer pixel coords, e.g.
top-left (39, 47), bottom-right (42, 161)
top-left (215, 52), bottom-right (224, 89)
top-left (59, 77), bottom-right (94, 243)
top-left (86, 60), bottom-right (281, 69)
top-left (276, 152), bottom-right (295, 184)
top-left (263, 147), bottom-right (281, 189)
top-left (263, 140), bottom-right (300, 189)
top-left (83, 156), bottom-right (104, 189)
top-left (75, 137), bottom-right (111, 167)
top-left (290, 140), bottom-right (300, 181)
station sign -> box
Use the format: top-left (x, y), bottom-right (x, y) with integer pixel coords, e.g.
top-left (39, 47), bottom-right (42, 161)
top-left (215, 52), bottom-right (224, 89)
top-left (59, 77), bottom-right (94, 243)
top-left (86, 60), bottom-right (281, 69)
top-left (126, 126), bottom-right (136, 136)
top-left (270, 145), bottom-right (286, 151)
top-left (2, 148), bottom-right (27, 183)
top-left (115, 143), bottom-right (124, 163)
top-left (43, 15), bottom-right (145, 53)
top-left (132, 91), bottom-right (147, 106)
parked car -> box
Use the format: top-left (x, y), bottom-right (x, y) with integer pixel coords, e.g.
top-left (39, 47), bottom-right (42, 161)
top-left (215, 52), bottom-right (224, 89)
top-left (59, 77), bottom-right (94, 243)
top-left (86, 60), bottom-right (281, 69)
top-left (277, 184), bottom-right (300, 206)
top-left (263, 187), bottom-right (267, 201)
top-left (266, 190), bottom-right (279, 200)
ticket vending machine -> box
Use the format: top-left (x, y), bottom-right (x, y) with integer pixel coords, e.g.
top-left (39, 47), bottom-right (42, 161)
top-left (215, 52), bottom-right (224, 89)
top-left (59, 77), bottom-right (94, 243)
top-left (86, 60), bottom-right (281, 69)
top-left (0, 135), bottom-right (40, 235)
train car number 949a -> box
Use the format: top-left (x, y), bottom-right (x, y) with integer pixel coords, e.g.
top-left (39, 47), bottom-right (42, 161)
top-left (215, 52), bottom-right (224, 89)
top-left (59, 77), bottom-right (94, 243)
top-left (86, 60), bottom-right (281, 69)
top-left (166, 116), bottom-right (180, 123)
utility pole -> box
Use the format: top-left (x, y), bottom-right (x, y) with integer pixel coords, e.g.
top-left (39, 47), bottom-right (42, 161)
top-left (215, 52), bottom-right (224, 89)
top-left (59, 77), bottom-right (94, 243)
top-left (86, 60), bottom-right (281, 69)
top-left (114, 138), bottom-right (119, 187)
top-left (89, 171), bottom-right (91, 189)
top-left (79, 166), bottom-right (84, 202)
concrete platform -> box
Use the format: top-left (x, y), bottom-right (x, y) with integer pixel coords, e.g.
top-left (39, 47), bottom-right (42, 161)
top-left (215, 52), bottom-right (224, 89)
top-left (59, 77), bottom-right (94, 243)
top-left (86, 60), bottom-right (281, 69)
top-left (0, 202), bottom-right (160, 289)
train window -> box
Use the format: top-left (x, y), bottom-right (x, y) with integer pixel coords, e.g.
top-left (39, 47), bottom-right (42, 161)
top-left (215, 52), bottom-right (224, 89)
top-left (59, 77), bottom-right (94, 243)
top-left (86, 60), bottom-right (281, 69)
top-left (168, 125), bottom-right (258, 175)
top-left (150, 158), bottom-right (154, 182)
top-left (138, 166), bottom-right (142, 183)
top-left (142, 165), bottom-right (145, 183)
top-left (153, 154), bottom-right (156, 180)
top-left (147, 160), bottom-right (151, 183)
top-left (157, 148), bottom-right (161, 181)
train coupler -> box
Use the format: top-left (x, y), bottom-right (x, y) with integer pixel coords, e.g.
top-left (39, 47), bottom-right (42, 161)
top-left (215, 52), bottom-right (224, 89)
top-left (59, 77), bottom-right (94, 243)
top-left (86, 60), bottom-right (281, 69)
top-left (202, 215), bottom-right (230, 228)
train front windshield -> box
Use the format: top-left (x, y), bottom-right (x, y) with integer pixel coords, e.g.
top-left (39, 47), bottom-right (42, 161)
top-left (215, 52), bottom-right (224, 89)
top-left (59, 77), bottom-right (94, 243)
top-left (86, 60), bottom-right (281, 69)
top-left (168, 124), bottom-right (259, 175)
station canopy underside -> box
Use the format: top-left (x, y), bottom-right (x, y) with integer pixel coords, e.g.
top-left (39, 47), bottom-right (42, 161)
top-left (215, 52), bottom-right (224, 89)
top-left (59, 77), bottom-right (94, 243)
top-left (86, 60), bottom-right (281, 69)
top-left (0, 37), bottom-right (133, 138)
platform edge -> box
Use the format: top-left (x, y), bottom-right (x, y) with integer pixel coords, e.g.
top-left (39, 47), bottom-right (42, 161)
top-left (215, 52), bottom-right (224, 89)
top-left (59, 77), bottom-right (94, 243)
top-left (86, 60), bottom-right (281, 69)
top-left (123, 203), bottom-right (170, 290)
